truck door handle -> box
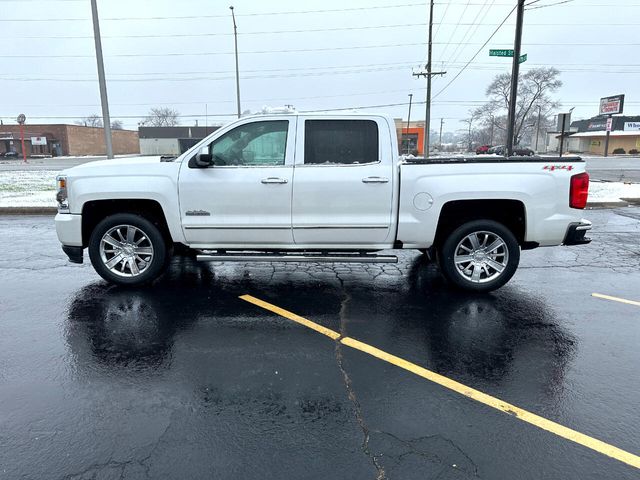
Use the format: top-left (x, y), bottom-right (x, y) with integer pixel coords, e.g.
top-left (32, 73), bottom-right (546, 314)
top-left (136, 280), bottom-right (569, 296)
top-left (261, 177), bottom-right (288, 184)
top-left (362, 176), bottom-right (389, 184)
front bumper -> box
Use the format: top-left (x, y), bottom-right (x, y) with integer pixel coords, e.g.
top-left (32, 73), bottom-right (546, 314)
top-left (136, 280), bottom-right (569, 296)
top-left (563, 220), bottom-right (592, 245)
top-left (55, 213), bottom-right (82, 246)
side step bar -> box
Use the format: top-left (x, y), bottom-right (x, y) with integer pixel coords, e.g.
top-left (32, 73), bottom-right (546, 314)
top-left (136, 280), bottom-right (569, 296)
top-left (196, 252), bottom-right (398, 264)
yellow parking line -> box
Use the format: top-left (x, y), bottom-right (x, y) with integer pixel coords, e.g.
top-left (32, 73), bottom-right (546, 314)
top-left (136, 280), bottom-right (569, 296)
top-left (592, 293), bottom-right (640, 307)
top-left (239, 294), bottom-right (341, 340)
top-left (240, 294), bottom-right (640, 470)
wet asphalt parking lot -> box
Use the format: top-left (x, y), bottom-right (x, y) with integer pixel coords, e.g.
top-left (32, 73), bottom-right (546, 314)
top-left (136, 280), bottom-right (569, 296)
top-left (1, 209), bottom-right (639, 480)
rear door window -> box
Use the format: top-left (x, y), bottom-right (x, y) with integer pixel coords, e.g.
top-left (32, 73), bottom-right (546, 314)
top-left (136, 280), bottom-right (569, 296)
top-left (304, 120), bottom-right (379, 165)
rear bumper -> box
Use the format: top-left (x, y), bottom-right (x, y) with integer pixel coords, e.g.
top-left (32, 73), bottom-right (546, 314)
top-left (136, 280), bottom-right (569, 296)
top-left (563, 220), bottom-right (592, 245)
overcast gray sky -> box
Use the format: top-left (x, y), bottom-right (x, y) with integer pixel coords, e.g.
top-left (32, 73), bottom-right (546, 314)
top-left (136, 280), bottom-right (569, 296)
top-left (1, 0), bottom-right (639, 131)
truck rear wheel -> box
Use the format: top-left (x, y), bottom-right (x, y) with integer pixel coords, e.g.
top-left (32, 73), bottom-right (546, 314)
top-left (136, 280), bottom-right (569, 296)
top-left (88, 213), bottom-right (168, 286)
top-left (438, 219), bottom-right (519, 292)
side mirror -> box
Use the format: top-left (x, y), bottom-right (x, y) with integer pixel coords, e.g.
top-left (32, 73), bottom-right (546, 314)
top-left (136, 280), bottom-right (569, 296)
top-left (188, 153), bottom-right (214, 168)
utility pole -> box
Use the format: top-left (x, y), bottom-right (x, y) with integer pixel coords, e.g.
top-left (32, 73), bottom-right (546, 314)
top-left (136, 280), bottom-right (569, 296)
top-left (90, 0), bottom-right (113, 159)
top-left (505, 0), bottom-right (525, 157)
top-left (439, 118), bottom-right (444, 147)
top-left (535, 105), bottom-right (541, 152)
top-left (405, 94), bottom-right (413, 154)
top-left (230, 6), bottom-right (241, 118)
top-left (413, 0), bottom-right (445, 159)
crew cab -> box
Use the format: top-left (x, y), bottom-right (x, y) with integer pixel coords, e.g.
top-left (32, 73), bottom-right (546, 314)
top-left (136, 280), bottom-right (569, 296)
top-left (55, 112), bottom-right (591, 292)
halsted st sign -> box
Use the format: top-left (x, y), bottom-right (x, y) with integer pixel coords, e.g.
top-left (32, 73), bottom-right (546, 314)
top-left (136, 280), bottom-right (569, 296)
top-left (489, 49), bottom-right (527, 63)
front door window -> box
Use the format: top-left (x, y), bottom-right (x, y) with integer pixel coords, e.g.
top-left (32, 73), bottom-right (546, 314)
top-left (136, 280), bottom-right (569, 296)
top-left (210, 120), bottom-right (288, 166)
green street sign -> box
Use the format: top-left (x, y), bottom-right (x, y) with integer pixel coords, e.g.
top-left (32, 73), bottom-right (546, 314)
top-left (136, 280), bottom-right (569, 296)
top-left (519, 54), bottom-right (527, 64)
top-left (489, 49), bottom-right (514, 57)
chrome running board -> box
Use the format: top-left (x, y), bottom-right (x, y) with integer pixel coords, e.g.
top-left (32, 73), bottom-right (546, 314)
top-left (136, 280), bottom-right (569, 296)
top-left (196, 252), bottom-right (398, 264)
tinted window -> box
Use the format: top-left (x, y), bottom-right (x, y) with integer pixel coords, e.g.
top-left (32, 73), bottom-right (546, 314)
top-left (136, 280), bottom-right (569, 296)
top-left (209, 120), bottom-right (288, 166)
top-left (304, 120), bottom-right (379, 165)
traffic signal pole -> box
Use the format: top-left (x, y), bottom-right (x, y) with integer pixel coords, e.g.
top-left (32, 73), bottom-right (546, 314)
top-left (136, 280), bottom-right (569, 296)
top-left (506, 0), bottom-right (525, 157)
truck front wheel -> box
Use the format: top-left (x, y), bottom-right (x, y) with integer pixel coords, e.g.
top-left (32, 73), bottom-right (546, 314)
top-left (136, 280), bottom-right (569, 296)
top-left (439, 220), bottom-right (520, 292)
top-left (88, 213), bottom-right (168, 286)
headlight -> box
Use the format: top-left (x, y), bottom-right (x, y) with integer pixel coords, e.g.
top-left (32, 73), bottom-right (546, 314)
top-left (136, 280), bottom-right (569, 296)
top-left (56, 175), bottom-right (69, 213)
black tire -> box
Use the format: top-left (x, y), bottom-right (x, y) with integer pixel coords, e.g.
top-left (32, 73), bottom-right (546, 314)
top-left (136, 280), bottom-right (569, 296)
top-left (438, 219), bottom-right (520, 292)
top-left (88, 213), bottom-right (169, 286)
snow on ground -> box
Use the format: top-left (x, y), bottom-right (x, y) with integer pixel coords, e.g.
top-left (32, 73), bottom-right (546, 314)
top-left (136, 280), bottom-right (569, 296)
top-left (588, 181), bottom-right (640, 203)
top-left (1, 170), bottom-right (639, 208)
top-left (0, 170), bottom-right (58, 207)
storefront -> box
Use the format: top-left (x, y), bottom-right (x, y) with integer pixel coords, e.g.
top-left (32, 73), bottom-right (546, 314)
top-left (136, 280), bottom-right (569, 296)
top-left (567, 115), bottom-right (640, 155)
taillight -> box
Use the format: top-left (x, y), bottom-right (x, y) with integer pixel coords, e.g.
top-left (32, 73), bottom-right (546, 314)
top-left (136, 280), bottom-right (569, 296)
top-left (570, 172), bottom-right (589, 209)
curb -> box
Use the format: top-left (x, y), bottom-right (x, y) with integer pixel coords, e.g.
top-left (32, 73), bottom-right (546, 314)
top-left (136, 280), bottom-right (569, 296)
top-left (0, 207), bottom-right (57, 215)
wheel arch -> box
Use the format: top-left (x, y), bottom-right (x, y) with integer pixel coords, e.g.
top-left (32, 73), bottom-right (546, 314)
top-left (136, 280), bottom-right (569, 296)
top-left (81, 199), bottom-right (172, 248)
top-left (433, 199), bottom-right (527, 249)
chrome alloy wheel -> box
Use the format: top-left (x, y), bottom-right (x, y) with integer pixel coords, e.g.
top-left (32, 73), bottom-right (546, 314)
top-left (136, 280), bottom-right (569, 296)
top-left (453, 230), bottom-right (509, 284)
top-left (99, 224), bottom-right (154, 278)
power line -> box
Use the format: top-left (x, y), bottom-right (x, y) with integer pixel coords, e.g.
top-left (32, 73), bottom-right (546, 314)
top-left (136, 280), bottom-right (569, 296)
top-left (2, 59), bottom-right (639, 79)
top-left (3, 62), bottom-right (640, 84)
top-left (5, 40), bottom-right (634, 59)
top-left (437, 0), bottom-right (472, 61)
top-left (526, 0), bottom-right (575, 10)
top-left (0, 42), bottom-right (429, 58)
top-left (433, 4), bottom-right (518, 99)
top-left (0, 22), bottom-right (430, 40)
top-left (5, 20), bottom-right (640, 40)
top-left (445, 0), bottom-right (495, 66)
top-left (0, 3), bottom-right (426, 22)
top-left (432, 0), bottom-right (451, 39)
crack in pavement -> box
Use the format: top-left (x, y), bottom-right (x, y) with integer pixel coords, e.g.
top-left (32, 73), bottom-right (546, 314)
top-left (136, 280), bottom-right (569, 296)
top-left (333, 277), bottom-right (387, 480)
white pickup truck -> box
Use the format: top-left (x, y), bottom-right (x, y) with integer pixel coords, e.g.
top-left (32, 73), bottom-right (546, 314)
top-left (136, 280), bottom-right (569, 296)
top-left (55, 112), bottom-right (591, 292)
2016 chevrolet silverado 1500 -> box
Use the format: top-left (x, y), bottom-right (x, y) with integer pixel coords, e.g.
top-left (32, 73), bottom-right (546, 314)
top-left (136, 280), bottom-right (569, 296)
top-left (55, 113), bottom-right (591, 292)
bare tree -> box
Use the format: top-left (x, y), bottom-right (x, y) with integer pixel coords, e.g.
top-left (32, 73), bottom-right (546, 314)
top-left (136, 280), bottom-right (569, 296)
top-left (75, 114), bottom-right (103, 128)
top-left (460, 110), bottom-right (481, 152)
top-left (475, 67), bottom-right (562, 146)
top-left (111, 120), bottom-right (124, 130)
top-left (141, 107), bottom-right (180, 127)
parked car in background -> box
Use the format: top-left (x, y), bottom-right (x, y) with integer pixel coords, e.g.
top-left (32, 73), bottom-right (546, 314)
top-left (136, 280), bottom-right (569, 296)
top-left (513, 147), bottom-right (535, 156)
top-left (2, 151), bottom-right (18, 158)
top-left (487, 145), bottom-right (535, 156)
top-left (475, 145), bottom-right (491, 155)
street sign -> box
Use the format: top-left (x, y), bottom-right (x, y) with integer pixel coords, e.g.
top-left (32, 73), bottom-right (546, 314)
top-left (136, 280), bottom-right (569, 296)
top-left (490, 49), bottom-right (514, 57)
top-left (606, 117), bottom-right (613, 132)
top-left (17, 113), bottom-right (26, 125)
top-left (489, 50), bottom-right (527, 63)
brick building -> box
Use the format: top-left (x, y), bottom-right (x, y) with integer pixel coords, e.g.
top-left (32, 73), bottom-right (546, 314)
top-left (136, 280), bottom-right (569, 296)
top-left (0, 124), bottom-right (139, 157)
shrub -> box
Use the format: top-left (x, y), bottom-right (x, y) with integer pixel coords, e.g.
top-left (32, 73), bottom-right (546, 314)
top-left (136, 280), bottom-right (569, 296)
top-left (612, 148), bottom-right (626, 155)
top-left (629, 149), bottom-right (639, 155)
